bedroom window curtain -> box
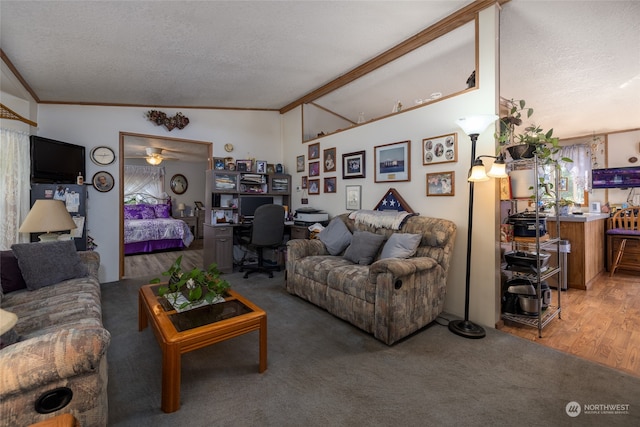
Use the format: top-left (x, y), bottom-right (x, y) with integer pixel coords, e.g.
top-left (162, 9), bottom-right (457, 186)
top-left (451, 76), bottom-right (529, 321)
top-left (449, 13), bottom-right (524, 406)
top-left (124, 165), bottom-right (165, 201)
top-left (0, 128), bottom-right (31, 249)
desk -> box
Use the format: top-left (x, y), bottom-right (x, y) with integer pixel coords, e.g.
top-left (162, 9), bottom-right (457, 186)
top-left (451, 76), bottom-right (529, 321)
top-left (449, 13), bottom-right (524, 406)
top-left (203, 222), bottom-right (294, 273)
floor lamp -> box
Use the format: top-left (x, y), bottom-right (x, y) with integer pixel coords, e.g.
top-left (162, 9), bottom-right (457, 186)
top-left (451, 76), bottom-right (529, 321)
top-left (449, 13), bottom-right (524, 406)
top-left (448, 114), bottom-right (501, 339)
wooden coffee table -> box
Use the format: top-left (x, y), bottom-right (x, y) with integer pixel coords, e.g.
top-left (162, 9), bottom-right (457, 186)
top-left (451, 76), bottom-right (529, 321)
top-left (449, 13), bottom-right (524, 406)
top-left (138, 284), bottom-right (267, 413)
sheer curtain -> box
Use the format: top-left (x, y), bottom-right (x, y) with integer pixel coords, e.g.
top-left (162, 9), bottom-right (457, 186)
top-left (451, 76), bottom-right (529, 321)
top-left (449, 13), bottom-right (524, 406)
top-left (0, 128), bottom-right (31, 249)
top-left (558, 143), bottom-right (592, 192)
top-left (124, 165), bottom-right (165, 202)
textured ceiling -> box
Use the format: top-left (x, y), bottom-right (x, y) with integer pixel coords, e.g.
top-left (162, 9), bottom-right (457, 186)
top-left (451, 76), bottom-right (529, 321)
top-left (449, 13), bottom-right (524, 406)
top-left (1, 0), bottom-right (639, 150)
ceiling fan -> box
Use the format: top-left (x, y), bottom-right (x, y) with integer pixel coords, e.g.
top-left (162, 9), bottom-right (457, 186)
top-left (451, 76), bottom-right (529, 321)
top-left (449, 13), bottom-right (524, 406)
top-left (126, 147), bottom-right (178, 165)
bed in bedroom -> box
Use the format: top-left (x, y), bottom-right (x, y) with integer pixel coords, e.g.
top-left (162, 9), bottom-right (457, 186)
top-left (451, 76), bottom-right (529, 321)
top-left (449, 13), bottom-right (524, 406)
top-left (124, 198), bottom-right (194, 255)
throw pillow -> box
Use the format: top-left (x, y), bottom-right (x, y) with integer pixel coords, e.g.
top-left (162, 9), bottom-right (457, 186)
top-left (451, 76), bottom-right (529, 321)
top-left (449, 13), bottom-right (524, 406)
top-left (154, 203), bottom-right (171, 218)
top-left (124, 204), bottom-right (142, 219)
top-left (380, 233), bottom-right (422, 259)
top-left (343, 231), bottom-right (386, 265)
top-left (138, 204), bottom-right (156, 219)
top-left (11, 240), bottom-right (89, 291)
top-left (318, 218), bottom-right (352, 255)
top-left (0, 250), bottom-right (27, 293)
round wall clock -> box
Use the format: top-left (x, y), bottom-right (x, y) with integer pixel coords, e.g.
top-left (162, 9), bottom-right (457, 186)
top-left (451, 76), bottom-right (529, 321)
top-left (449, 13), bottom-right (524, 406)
top-left (170, 174), bottom-right (188, 194)
top-left (90, 146), bottom-right (115, 165)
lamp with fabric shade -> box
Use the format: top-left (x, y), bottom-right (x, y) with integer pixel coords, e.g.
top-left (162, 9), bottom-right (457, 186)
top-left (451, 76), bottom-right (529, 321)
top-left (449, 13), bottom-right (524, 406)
top-left (178, 203), bottom-right (186, 217)
top-left (0, 308), bottom-right (18, 335)
top-left (19, 199), bottom-right (77, 242)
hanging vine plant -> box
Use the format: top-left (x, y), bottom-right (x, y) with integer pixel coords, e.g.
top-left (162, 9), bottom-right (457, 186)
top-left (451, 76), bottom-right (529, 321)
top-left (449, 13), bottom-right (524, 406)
top-left (145, 110), bottom-right (190, 131)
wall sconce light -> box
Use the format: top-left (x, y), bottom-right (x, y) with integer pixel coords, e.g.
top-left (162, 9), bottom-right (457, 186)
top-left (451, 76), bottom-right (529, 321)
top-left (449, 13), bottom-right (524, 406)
top-left (449, 114), bottom-right (498, 339)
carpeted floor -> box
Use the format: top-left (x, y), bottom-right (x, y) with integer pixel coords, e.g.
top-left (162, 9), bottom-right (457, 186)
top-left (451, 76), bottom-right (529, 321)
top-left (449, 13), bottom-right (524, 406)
top-left (101, 271), bottom-right (640, 426)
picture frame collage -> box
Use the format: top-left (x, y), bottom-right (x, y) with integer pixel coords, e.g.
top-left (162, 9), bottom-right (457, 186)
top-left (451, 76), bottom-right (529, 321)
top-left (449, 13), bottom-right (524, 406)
top-left (298, 131), bottom-right (462, 207)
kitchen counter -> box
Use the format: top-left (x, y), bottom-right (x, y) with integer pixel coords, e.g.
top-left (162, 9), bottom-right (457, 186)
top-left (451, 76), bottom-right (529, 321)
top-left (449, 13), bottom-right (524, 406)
top-left (549, 212), bottom-right (610, 223)
top-left (547, 213), bottom-right (609, 289)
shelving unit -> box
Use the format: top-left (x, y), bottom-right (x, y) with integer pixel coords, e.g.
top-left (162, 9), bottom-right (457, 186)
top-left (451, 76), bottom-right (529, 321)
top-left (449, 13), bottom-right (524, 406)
top-left (501, 155), bottom-right (562, 337)
top-left (203, 170), bottom-right (291, 272)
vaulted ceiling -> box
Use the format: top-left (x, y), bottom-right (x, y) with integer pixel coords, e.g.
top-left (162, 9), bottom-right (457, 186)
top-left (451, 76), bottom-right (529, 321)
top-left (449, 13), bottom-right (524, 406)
top-left (1, 1), bottom-right (639, 142)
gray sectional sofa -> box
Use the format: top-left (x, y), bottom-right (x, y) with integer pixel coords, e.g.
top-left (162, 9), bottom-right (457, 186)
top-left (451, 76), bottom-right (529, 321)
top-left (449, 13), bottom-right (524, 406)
top-left (0, 242), bottom-right (109, 427)
top-left (286, 212), bottom-right (457, 345)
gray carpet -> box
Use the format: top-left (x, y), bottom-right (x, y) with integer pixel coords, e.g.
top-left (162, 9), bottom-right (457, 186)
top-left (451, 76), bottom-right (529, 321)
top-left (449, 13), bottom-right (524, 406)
top-left (101, 271), bottom-right (640, 426)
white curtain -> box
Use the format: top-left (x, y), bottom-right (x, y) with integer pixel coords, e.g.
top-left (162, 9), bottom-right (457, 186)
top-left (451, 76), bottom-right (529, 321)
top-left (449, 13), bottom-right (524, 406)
top-left (0, 128), bottom-right (31, 249)
top-left (123, 165), bottom-right (165, 202)
top-left (558, 144), bottom-right (592, 191)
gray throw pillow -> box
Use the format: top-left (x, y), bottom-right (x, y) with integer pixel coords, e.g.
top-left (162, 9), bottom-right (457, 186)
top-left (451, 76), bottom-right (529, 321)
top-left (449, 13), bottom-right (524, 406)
top-left (318, 218), bottom-right (352, 255)
top-left (343, 231), bottom-right (386, 265)
top-left (380, 233), bottom-right (422, 259)
top-left (11, 240), bottom-right (89, 291)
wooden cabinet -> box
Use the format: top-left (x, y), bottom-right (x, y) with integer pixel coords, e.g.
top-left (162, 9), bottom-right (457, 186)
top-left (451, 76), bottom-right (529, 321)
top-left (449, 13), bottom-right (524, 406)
top-left (203, 225), bottom-right (234, 273)
top-left (547, 216), bottom-right (607, 289)
top-left (195, 210), bottom-right (205, 238)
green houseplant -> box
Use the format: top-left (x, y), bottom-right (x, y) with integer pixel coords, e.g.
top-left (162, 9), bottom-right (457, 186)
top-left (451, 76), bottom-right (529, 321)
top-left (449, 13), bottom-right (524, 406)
top-left (497, 99), bottom-right (571, 166)
top-left (150, 255), bottom-right (230, 311)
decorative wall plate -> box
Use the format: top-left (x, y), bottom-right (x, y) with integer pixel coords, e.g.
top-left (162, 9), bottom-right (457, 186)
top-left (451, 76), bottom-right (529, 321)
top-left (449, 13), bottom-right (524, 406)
top-left (224, 143), bottom-right (234, 152)
top-left (170, 174), bottom-right (188, 194)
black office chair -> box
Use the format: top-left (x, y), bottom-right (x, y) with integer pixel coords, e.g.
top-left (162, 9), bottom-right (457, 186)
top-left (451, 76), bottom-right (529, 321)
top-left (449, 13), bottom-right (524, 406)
top-left (239, 204), bottom-right (285, 278)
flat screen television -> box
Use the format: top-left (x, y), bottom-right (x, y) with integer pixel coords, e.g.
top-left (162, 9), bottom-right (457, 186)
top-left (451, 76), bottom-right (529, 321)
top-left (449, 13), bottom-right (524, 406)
top-left (30, 135), bottom-right (85, 184)
top-left (591, 166), bottom-right (640, 189)
top-left (239, 196), bottom-right (274, 218)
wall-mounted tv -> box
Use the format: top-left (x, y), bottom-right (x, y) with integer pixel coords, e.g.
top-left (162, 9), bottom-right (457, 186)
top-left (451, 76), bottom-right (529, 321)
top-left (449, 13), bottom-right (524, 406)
top-left (30, 135), bottom-right (86, 184)
top-left (592, 166), bottom-right (640, 189)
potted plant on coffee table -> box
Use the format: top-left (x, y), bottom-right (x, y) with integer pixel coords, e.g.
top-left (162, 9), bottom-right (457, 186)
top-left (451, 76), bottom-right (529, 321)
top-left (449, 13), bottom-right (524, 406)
top-left (150, 255), bottom-right (230, 312)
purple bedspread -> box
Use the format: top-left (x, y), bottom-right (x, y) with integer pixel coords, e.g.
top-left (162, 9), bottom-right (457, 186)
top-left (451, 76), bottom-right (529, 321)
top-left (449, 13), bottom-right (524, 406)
top-left (124, 218), bottom-right (194, 254)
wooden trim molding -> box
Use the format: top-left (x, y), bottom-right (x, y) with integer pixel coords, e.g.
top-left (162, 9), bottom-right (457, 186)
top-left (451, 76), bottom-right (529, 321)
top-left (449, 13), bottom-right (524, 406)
top-left (0, 48), bottom-right (40, 103)
top-left (280, 0), bottom-right (510, 114)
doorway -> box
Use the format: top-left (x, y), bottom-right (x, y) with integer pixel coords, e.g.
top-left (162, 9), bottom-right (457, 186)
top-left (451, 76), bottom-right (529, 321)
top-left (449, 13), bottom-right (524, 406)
top-left (119, 132), bottom-right (212, 279)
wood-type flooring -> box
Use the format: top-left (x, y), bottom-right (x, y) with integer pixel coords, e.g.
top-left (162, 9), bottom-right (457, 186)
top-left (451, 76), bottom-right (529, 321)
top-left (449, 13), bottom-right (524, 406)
top-left (124, 243), bottom-right (640, 378)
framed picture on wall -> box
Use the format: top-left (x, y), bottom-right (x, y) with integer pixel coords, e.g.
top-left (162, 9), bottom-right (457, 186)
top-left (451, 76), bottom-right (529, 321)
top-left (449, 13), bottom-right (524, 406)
top-left (308, 179), bottom-right (320, 195)
top-left (301, 176), bottom-right (308, 189)
top-left (324, 177), bottom-right (336, 193)
top-left (308, 142), bottom-right (320, 160)
top-left (346, 185), bottom-right (361, 210)
top-left (374, 140), bottom-right (410, 183)
top-left (422, 133), bottom-right (457, 165)
top-left (323, 147), bottom-right (336, 172)
top-left (426, 171), bottom-right (455, 196)
top-left (309, 161), bottom-right (320, 177)
top-left (296, 155), bottom-right (305, 172)
top-left (342, 150), bottom-right (365, 179)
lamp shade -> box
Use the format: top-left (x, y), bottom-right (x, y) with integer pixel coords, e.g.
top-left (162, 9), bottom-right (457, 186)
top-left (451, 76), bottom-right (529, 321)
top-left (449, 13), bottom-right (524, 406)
top-left (455, 114), bottom-right (498, 136)
top-left (468, 164), bottom-right (490, 182)
top-left (178, 203), bottom-right (186, 211)
top-left (19, 200), bottom-right (77, 239)
top-left (0, 308), bottom-right (18, 335)
top-left (487, 161), bottom-right (508, 178)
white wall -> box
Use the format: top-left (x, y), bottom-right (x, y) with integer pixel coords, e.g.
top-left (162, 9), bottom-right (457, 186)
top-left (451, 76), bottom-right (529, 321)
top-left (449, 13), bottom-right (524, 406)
top-left (36, 105), bottom-right (281, 282)
top-left (281, 7), bottom-right (501, 328)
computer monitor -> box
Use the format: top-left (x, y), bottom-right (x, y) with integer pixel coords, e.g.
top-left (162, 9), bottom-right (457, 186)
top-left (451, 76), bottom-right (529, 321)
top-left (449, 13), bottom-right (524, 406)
top-left (239, 196), bottom-right (274, 219)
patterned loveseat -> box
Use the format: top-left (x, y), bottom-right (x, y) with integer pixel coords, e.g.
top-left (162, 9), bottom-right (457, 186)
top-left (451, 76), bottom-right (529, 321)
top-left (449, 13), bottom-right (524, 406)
top-left (0, 244), bottom-right (110, 427)
top-left (286, 212), bottom-right (456, 345)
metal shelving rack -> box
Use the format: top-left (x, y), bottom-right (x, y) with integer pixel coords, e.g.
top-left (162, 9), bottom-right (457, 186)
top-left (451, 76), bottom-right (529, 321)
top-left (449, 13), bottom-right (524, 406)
top-left (501, 155), bottom-right (562, 337)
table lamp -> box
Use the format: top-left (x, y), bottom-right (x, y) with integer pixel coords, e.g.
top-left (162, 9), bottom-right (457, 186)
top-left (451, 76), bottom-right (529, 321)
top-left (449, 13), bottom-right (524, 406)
top-left (178, 203), bottom-right (186, 217)
top-left (19, 199), bottom-right (77, 242)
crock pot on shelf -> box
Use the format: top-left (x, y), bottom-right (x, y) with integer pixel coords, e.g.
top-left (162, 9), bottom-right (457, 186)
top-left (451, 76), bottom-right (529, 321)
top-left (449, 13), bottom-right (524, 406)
top-left (507, 211), bottom-right (547, 237)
